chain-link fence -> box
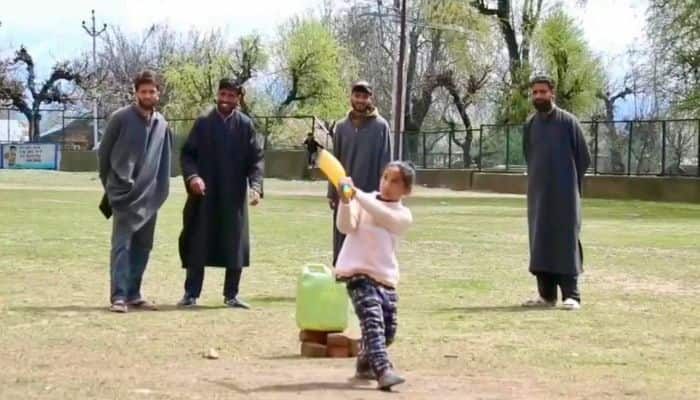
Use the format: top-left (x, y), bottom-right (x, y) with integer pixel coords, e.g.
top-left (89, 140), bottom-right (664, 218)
top-left (3, 106), bottom-right (699, 177)
top-left (0, 107), bottom-right (322, 152)
top-left (402, 119), bottom-right (700, 177)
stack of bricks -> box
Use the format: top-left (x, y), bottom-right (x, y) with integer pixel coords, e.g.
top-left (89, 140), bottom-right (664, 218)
top-left (299, 330), bottom-right (360, 358)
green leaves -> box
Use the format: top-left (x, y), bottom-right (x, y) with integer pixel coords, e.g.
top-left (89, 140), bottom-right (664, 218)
top-left (276, 17), bottom-right (353, 120)
top-left (533, 9), bottom-right (604, 118)
top-left (647, 0), bottom-right (700, 115)
top-left (163, 32), bottom-right (267, 119)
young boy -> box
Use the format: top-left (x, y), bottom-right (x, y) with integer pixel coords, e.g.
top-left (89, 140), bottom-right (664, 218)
top-left (335, 161), bottom-right (415, 391)
top-left (303, 132), bottom-right (323, 168)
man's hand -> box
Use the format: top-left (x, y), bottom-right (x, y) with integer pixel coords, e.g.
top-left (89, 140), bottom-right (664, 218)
top-left (188, 177), bottom-right (206, 196)
top-left (249, 190), bottom-right (261, 206)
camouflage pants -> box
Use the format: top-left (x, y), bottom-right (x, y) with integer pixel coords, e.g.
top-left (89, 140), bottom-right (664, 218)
top-left (346, 275), bottom-right (398, 375)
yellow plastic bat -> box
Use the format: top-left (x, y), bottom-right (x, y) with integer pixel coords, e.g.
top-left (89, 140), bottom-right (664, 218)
top-left (317, 149), bottom-right (354, 199)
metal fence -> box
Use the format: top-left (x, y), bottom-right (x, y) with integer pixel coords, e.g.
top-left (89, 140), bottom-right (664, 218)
top-left (403, 119), bottom-right (700, 177)
top-left (168, 115), bottom-right (321, 151)
top-left (2, 106), bottom-right (699, 177)
top-left (0, 107), bottom-right (321, 151)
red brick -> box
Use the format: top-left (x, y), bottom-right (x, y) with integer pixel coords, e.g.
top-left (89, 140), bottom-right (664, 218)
top-left (348, 338), bottom-right (360, 357)
top-left (326, 333), bottom-right (350, 348)
top-left (299, 330), bottom-right (328, 345)
top-left (327, 345), bottom-right (350, 358)
top-left (301, 342), bottom-right (327, 358)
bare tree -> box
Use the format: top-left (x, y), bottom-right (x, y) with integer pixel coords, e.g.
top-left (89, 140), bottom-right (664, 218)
top-left (420, 69), bottom-right (490, 167)
top-left (666, 124), bottom-right (697, 175)
top-left (0, 47), bottom-right (85, 141)
top-left (595, 86), bottom-right (633, 173)
top-left (472, 0), bottom-right (545, 77)
top-left (83, 24), bottom-right (178, 115)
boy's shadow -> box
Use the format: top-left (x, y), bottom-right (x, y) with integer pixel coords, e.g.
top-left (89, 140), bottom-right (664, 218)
top-left (208, 378), bottom-right (376, 394)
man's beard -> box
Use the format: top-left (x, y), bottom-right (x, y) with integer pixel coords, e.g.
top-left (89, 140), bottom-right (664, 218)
top-left (217, 101), bottom-right (235, 114)
top-left (351, 101), bottom-right (371, 113)
top-left (137, 98), bottom-right (156, 111)
top-left (533, 99), bottom-right (553, 113)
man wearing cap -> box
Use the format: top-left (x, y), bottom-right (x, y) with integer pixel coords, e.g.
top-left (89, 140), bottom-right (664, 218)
top-left (177, 78), bottom-right (264, 309)
top-left (327, 81), bottom-right (392, 266)
top-left (522, 75), bottom-right (591, 311)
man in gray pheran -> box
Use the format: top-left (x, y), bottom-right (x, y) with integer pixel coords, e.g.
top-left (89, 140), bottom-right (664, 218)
top-left (522, 75), bottom-right (591, 311)
top-left (327, 80), bottom-right (392, 266)
top-left (98, 70), bottom-right (172, 313)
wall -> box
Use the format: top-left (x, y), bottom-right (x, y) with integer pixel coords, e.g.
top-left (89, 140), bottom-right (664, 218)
top-left (58, 150), bottom-right (700, 203)
top-left (60, 150), bottom-right (97, 172)
top-left (264, 150), bottom-right (312, 180)
top-left (60, 150), bottom-right (313, 179)
top-left (468, 172), bottom-right (699, 203)
top-left (415, 169), bottom-right (473, 191)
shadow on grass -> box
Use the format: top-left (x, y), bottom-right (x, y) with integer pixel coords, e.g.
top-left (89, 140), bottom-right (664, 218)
top-left (207, 378), bottom-right (377, 394)
top-left (247, 295), bottom-right (296, 304)
top-left (436, 305), bottom-right (556, 313)
top-left (10, 304), bottom-right (229, 314)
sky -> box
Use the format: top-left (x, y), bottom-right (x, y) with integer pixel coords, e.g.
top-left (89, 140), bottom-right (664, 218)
top-left (0, 0), bottom-right (321, 68)
top-left (0, 0), bottom-right (649, 64)
top-left (1, 0), bottom-right (649, 116)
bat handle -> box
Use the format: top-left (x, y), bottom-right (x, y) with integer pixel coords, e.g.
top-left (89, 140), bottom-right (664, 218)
top-left (340, 184), bottom-right (353, 199)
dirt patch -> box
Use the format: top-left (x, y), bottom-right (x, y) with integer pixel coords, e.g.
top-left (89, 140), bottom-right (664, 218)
top-left (587, 270), bottom-right (698, 297)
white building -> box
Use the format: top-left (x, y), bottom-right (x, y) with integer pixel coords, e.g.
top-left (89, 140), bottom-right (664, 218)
top-left (0, 118), bottom-right (28, 143)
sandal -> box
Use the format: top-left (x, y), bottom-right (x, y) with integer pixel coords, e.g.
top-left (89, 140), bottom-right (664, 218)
top-left (110, 300), bottom-right (128, 313)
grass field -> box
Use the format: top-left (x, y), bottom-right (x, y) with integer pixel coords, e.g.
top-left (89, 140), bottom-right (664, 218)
top-left (1, 170), bottom-right (699, 399)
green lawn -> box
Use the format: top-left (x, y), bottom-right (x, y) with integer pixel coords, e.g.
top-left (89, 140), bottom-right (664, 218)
top-left (1, 170), bottom-right (699, 399)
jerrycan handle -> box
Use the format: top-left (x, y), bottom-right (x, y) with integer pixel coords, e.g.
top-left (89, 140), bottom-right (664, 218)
top-left (302, 263), bottom-right (332, 276)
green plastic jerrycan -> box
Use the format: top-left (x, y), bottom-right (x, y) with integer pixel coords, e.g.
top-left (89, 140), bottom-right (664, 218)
top-left (296, 264), bottom-right (349, 331)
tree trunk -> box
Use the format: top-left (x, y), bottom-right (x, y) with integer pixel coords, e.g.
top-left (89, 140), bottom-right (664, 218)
top-left (31, 116), bottom-right (41, 142)
top-left (18, 109), bottom-right (34, 141)
top-left (404, 27), bottom-right (442, 161)
top-left (28, 103), bottom-right (44, 142)
top-left (603, 122), bottom-right (626, 173)
top-left (461, 138), bottom-right (473, 168)
top-left (403, 27), bottom-right (422, 160)
top-left (597, 89), bottom-right (634, 174)
top-left (440, 72), bottom-right (475, 168)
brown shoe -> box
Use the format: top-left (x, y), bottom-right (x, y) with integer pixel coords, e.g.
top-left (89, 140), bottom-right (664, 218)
top-left (109, 300), bottom-right (128, 313)
top-left (128, 299), bottom-right (158, 311)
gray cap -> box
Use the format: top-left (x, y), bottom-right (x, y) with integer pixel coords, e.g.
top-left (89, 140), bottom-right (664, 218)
top-left (351, 80), bottom-right (373, 95)
top-left (530, 74), bottom-right (556, 89)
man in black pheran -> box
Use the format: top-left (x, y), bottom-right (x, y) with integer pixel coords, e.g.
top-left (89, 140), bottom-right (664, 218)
top-left (522, 75), bottom-right (591, 311)
top-left (177, 78), bottom-right (264, 309)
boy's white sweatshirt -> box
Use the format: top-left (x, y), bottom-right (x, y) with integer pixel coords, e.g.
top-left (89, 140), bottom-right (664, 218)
top-left (335, 190), bottom-right (413, 288)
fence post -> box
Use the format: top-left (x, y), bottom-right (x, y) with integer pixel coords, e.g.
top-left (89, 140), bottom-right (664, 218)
top-left (627, 122), bottom-right (633, 176)
top-left (505, 126), bottom-right (510, 172)
top-left (593, 122), bottom-right (599, 175)
top-left (661, 120), bottom-right (667, 176)
top-left (478, 126), bottom-right (483, 171)
top-left (62, 107), bottom-right (66, 149)
top-left (264, 117), bottom-right (270, 151)
top-left (697, 119), bottom-right (700, 177)
top-left (422, 131), bottom-right (427, 168)
top-left (448, 128), bottom-right (453, 169)
top-left (6, 108), bottom-right (10, 142)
